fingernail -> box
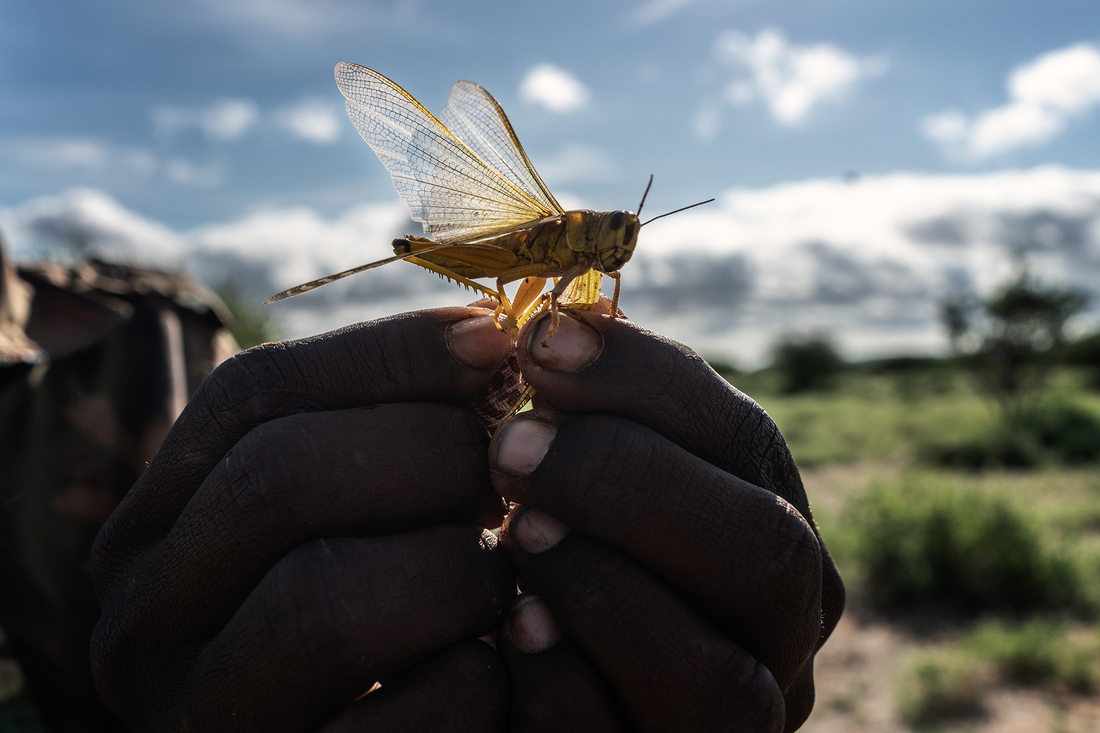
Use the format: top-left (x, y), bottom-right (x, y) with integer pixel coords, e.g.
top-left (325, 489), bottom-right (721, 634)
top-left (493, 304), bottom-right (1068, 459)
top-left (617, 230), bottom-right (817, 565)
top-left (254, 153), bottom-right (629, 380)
top-left (510, 595), bottom-right (562, 653)
top-left (504, 506), bottom-right (569, 554)
top-left (494, 419), bottom-right (556, 477)
top-left (446, 314), bottom-right (512, 369)
top-left (528, 312), bottom-right (601, 372)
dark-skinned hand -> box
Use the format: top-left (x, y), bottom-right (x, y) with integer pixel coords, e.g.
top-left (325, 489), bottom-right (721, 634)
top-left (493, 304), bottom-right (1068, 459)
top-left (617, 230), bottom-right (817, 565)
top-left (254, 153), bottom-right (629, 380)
top-left (90, 301), bottom-right (843, 732)
top-left (490, 308), bottom-right (845, 733)
top-left (89, 307), bottom-right (520, 732)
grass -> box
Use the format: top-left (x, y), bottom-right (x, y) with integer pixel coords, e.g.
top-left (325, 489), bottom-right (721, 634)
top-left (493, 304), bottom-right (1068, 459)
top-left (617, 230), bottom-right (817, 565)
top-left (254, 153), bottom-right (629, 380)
top-left (729, 367), bottom-right (997, 467)
top-left (897, 619), bottom-right (1100, 729)
top-left (897, 648), bottom-right (989, 730)
top-left (718, 363), bottom-right (1100, 469)
top-left (712, 362), bottom-right (1100, 727)
top-left (838, 475), bottom-right (1088, 614)
top-left (964, 618), bottom-right (1098, 693)
top-left (211, 279), bottom-right (282, 350)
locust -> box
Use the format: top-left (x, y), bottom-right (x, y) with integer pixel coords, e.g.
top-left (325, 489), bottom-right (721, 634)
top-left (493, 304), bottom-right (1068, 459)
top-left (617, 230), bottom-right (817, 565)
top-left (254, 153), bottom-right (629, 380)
top-left (265, 62), bottom-right (712, 346)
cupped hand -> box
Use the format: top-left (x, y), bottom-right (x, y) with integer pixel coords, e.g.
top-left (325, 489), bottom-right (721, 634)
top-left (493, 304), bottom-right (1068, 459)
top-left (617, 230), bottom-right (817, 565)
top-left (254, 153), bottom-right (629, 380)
top-left (89, 308), bottom-right (518, 732)
top-left (490, 309), bottom-right (845, 733)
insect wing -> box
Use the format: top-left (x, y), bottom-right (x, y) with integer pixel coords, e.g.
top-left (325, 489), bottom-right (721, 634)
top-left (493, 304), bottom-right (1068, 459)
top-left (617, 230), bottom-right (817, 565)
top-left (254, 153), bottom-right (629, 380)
top-left (335, 63), bottom-right (554, 244)
top-left (438, 81), bottom-right (564, 216)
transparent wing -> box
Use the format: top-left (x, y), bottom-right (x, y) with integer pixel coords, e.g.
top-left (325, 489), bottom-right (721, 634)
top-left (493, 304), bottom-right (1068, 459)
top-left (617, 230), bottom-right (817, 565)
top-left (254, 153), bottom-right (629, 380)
top-left (437, 81), bottom-right (564, 216)
top-left (336, 63), bottom-right (555, 243)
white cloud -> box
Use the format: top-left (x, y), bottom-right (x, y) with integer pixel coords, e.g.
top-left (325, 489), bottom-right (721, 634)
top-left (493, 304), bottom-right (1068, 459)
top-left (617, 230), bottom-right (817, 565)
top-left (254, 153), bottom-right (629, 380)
top-left (2, 137), bottom-right (160, 180)
top-left (919, 109), bottom-right (969, 145)
top-left (693, 102), bottom-right (721, 144)
top-left (631, 165), bottom-right (1100, 364)
top-left (1, 188), bottom-right (184, 266)
top-left (165, 159), bottom-right (223, 187)
top-left (5, 168), bottom-right (1100, 368)
top-left (153, 98), bottom-right (259, 142)
top-left (201, 99), bottom-right (259, 141)
top-left (519, 64), bottom-right (590, 114)
top-left (629, 0), bottom-right (696, 28)
top-left (278, 99), bottom-right (342, 143)
top-left (923, 43), bottom-right (1100, 159)
top-left (713, 28), bottom-right (887, 126)
top-left (530, 143), bottom-right (619, 185)
top-left (17, 138), bottom-right (110, 169)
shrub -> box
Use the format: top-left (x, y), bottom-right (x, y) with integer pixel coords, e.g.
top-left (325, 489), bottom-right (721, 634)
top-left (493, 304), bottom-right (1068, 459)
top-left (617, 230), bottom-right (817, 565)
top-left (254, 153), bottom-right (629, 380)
top-left (846, 479), bottom-right (1082, 613)
top-left (964, 618), bottom-right (1098, 693)
top-left (897, 650), bottom-right (987, 729)
top-left (921, 399), bottom-right (1100, 468)
top-left (1021, 400), bottom-right (1100, 464)
top-left (212, 279), bottom-right (281, 349)
top-left (770, 335), bottom-right (844, 394)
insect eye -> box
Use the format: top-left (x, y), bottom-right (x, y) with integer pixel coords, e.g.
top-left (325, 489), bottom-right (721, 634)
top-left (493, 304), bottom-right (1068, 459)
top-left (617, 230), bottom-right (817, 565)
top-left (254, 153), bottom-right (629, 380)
top-left (623, 221), bottom-right (637, 243)
top-left (609, 211), bottom-right (626, 230)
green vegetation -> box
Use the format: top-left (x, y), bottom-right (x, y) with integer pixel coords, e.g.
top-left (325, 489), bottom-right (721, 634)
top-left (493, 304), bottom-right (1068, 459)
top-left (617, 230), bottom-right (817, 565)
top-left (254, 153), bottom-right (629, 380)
top-left (839, 476), bottom-right (1088, 614)
top-left (707, 270), bottom-right (1100, 727)
top-left (211, 279), bottom-right (282, 350)
top-left (964, 618), bottom-right (1098, 692)
top-left (716, 362), bottom-right (1100, 469)
top-left (898, 648), bottom-right (988, 730)
top-left (769, 334), bottom-right (844, 394)
top-left (898, 620), bottom-right (1100, 729)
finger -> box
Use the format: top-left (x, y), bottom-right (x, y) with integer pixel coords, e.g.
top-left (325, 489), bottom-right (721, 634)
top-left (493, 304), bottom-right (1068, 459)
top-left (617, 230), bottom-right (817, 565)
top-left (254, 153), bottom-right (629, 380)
top-left (496, 594), bottom-right (624, 732)
top-left (319, 640), bottom-right (508, 733)
top-left (489, 413), bottom-right (821, 693)
top-left (94, 307), bottom-right (513, 567)
top-left (101, 403), bottom-right (505, 647)
top-left (501, 508), bottom-right (785, 733)
top-left (112, 525), bottom-right (514, 733)
top-left (515, 309), bottom-right (805, 512)
top-left (513, 310), bottom-right (844, 649)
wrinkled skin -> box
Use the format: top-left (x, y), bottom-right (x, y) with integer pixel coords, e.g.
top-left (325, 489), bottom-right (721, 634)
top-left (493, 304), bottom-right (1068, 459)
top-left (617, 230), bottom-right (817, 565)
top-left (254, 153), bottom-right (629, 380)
top-left (90, 305), bottom-right (842, 732)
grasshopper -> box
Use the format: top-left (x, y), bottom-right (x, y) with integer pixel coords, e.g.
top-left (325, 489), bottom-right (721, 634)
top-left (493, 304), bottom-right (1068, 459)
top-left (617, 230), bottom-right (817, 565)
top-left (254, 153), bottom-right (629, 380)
top-left (265, 63), bottom-right (711, 347)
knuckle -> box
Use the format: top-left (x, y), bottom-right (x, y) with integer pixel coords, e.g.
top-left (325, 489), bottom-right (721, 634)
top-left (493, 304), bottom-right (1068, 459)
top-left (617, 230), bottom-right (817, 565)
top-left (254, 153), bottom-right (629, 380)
top-left (747, 499), bottom-right (823, 625)
top-left (199, 343), bottom-right (300, 422)
top-left (716, 647), bottom-right (786, 732)
top-left (664, 640), bottom-right (785, 733)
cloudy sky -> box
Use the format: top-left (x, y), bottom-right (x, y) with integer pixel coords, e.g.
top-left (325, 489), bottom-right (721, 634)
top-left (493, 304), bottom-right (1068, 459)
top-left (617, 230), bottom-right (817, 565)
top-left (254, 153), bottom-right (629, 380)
top-left (2, 0), bottom-right (1099, 366)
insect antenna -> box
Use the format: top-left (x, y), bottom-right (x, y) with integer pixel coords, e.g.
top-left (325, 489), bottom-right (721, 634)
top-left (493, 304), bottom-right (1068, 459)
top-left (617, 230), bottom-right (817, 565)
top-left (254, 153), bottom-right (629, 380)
top-left (641, 198), bottom-right (716, 226)
top-left (637, 174), bottom-right (654, 216)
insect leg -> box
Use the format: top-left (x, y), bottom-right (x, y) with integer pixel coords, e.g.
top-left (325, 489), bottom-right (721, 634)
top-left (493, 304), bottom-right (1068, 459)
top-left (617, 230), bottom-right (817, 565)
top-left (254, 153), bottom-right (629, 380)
top-left (493, 278), bottom-right (515, 333)
top-left (512, 276), bottom-right (548, 317)
top-left (607, 270), bottom-right (622, 319)
top-left (402, 257), bottom-right (500, 301)
top-left (540, 263), bottom-right (593, 347)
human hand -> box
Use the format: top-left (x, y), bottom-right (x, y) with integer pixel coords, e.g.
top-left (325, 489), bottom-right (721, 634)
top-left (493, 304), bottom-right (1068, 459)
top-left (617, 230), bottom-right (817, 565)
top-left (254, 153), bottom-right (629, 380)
top-left (89, 307), bottom-right (519, 732)
top-left (489, 309), bottom-right (845, 732)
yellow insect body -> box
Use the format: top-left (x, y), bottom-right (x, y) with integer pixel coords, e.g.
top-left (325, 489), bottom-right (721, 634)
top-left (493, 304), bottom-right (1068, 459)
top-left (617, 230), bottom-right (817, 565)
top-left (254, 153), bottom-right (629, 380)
top-left (265, 63), bottom-right (641, 342)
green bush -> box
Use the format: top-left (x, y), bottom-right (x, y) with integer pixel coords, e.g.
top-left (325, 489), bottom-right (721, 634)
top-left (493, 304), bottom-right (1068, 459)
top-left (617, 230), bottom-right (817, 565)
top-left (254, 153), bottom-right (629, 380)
top-left (212, 279), bottom-right (281, 350)
top-left (897, 650), bottom-right (987, 730)
top-left (846, 479), bottom-right (1082, 613)
top-left (964, 618), bottom-right (1098, 693)
top-left (1022, 400), bottom-right (1100, 464)
top-left (921, 399), bottom-right (1100, 468)
top-left (770, 335), bottom-right (844, 394)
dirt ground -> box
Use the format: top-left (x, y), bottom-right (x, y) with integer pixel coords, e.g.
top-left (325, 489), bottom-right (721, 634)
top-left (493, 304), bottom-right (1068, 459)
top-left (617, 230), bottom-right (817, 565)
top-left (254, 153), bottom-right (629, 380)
top-left (802, 611), bottom-right (1100, 732)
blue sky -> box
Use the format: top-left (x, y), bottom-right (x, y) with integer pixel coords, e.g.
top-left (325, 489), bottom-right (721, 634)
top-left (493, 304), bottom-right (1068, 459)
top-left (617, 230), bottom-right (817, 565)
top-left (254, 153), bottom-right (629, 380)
top-left (2, 0), bottom-right (1099, 364)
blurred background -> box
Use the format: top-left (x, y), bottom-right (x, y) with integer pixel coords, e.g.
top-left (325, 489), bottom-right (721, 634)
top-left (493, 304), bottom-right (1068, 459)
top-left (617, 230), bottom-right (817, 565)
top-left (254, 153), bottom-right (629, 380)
top-left (2, 0), bottom-right (1099, 731)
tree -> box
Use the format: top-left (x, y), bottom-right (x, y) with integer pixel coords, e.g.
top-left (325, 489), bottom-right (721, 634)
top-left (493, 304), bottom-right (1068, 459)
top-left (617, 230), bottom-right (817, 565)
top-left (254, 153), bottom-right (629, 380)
top-left (941, 267), bottom-right (1089, 418)
top-left (771, 334), bottom-right (844, 394)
